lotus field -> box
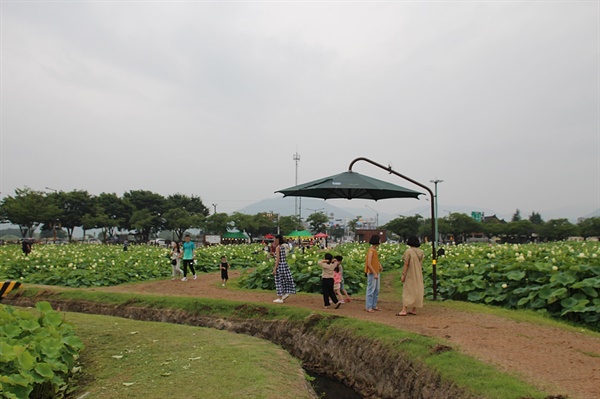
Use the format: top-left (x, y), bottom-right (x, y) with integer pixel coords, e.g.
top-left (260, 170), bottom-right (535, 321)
top-left (0, 241), bottom-right (598, 328)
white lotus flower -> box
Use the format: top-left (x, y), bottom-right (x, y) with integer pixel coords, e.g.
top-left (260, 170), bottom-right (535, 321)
top-left (502, 283), bottom-right (508, 289)
top-left (552, 266), bottom-right (558, 271)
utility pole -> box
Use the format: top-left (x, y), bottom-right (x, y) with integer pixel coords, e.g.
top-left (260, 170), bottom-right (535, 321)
top-left (212, 203), bottom-right (218, 214)
top-left (293, 151), bottom-right (301, 221)
top-left (430, 179), bottom-right (443, 248)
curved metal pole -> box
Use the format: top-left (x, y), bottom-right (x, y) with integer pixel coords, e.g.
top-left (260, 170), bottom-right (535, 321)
top-left (349, 157), bottom-right (438, 300)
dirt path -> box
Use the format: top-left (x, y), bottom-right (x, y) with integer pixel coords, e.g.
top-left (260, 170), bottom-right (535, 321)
top-left (100, 271), bottom-right (600, 399)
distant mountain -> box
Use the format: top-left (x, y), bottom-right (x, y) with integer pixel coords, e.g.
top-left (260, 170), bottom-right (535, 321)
top-left (237, 197), bottom-right (360, 222)
top-left (582, 209), bottom-right (600, 219)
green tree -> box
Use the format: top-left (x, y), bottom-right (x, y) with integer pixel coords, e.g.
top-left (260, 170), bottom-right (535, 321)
top-left (130, 209), bottom-right (156, 242)
top-left (163, 208), bottom-right (205, 242)
top-left (447, 213), bottom-right (481, 243)
top-left (122, 190), bottom-right (166, 241)
top-left (0, 188), bottom-right (60, 237)
top-left (577, 217), bottom-right (600, 238)
top-left (165, 193), bottom-right (209, 216)
top-left (539, 219), bottom-right (578, 241)
top-left (512, 209), bottom-right (522, 222)
top-left (278, 215), bottom-right (301, 235)
top-left (347, 216), bottom-right (362, 234)
top-left (227, 212), bottom-right (274, 239)
top-left (506, 220), bottom-right (535, 242)
top-left (202, 212), bottom-right (230, 235)
top-left (384, 215), bottom-right (424, 242)
top-left (529, 211), bottom-right (544, 225)
top-left (54, 190), bottom-right (94, 242)
top-left (163, 194), bottom-right (209, 241)
top-left (81, 193), bottom-right (126, 243)
top-left (482, 221), bottom-right (508, 239)
top-left (306, 212), bottom-right (329, 234)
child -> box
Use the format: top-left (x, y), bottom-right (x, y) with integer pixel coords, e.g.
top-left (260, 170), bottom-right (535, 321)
top-left (170, 241), bottom-right (183, 281)
top-left (333, 264), bottom-right (343, 303)
top-left (220, 256), bottom-right (230, 287)
top-left (318, 253), bottom-right (341, 309)
top-left (334, 255), bottom-right (351, 303)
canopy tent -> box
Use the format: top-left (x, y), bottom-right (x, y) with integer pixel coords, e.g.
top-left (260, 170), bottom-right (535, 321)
top-left (285, 230), bottom-right (313, 238)
top-left (222, 231), bottom-right (250, 240)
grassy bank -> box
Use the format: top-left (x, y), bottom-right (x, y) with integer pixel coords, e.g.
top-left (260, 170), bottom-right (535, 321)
top-left (63, 312), bottom-right (312, 399)
top-left (8, 286), bottom-right (550, 399)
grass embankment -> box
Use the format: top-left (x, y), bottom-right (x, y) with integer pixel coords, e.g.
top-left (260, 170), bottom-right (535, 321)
top-left (13, 287), bottom-right (548, 399)
top-left (64, 312), bottom-right (312, 399)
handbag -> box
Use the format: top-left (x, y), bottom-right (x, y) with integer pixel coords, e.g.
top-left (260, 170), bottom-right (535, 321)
top-left (171, 259), bottom-right (177, 266)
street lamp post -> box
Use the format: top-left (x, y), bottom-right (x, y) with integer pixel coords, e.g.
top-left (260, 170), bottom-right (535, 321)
top-left (364, 205), bottom-right (379, 229)
top-left (430, 179), bottom-right (443, 248)
top-left (293, 151), bottom-right (301, 220)
top-left (45, 187), bottom-right (59, 243)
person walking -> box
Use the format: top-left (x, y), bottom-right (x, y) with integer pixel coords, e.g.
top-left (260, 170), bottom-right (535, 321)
top-left (181, 234), bottom-right (197, 282)
top-left (397, 236), bottom-right (425, 316)
top-left (272, 235), bottom-right (296, 303)
top-left (170, 241), bottom-right (183, 281)
top-left (21, 239), bottom-right (32, 256)
top-left (318, 253), bottom-right (341, 309)
top-left (334, 255), bottom-right (351, 303)
top-left (364, 235), bottom-right (383, 313)
top-left (220, 256), bottom-right (230, 287)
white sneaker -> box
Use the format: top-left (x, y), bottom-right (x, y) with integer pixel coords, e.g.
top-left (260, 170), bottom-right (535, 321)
top-left (193, 275), bottom-right (197, 280)
top-left (221, 283), bottom-right (225, 287)
top-left (273, 298), bottom-right (284, 303)
top-left (339, 299), bottom-right (346, 303)
top-left (282, 294), bottom-right (289, 301)
top-left (181, 277), bottom-right (187, 281)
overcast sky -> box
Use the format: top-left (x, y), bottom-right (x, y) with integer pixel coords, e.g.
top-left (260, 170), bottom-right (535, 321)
top-left (1, 1), bottom-right (598, 221)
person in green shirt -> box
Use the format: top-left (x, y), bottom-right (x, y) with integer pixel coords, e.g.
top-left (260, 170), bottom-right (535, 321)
top-left (181, 234), bottom-right (197, 281)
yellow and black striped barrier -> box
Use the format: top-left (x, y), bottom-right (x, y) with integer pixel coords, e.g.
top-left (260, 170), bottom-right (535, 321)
top-left (0, 281), bottom-right (21, 302)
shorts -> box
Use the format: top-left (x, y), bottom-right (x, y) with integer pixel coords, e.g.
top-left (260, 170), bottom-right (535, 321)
top-left (339, 282), bottom-right (345, 291)
top-left (333, 283), bottom-right (341, 291)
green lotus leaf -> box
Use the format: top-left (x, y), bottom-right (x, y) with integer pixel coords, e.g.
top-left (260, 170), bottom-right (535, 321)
top-left (18, 319), bottom-right (40, 332)
top-left (571, 277), bottom-right (599, 289)
top-left (17, 350), bottom-right (36, 371)
top-left (1, 383), bottom-right (32, 399)
top-left (0, 324), bottom-right (22, 339)
top-left (42, 311), bottom-right (63, 328)
top-left (8, 372), bottom-right (32, 387)
top-left (34, 362), bottom-right (55, 379)
top-left (550, 272), bottom-right (577, 285)
top-left (472, 279), bottom-right (486, 289)
top-left (560, 297), bottom-right (578, 309)
top-left (506, 270), bottom-right (525, 281)
top-left (467, 291), bottom-right (485, 302)
top-left (35, 302), bottom-right (53, 313)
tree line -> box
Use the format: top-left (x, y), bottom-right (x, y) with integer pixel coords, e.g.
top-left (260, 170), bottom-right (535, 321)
top-left (2, 188), bottom-right (598, 244)
top-left (0, 188), bottom-right (303, 243)
top-left (383, 210), bottom-right (600, 243)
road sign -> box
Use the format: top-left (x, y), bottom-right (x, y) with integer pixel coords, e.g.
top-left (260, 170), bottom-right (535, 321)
top-left (471, 211), bottom-right (483, 222)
